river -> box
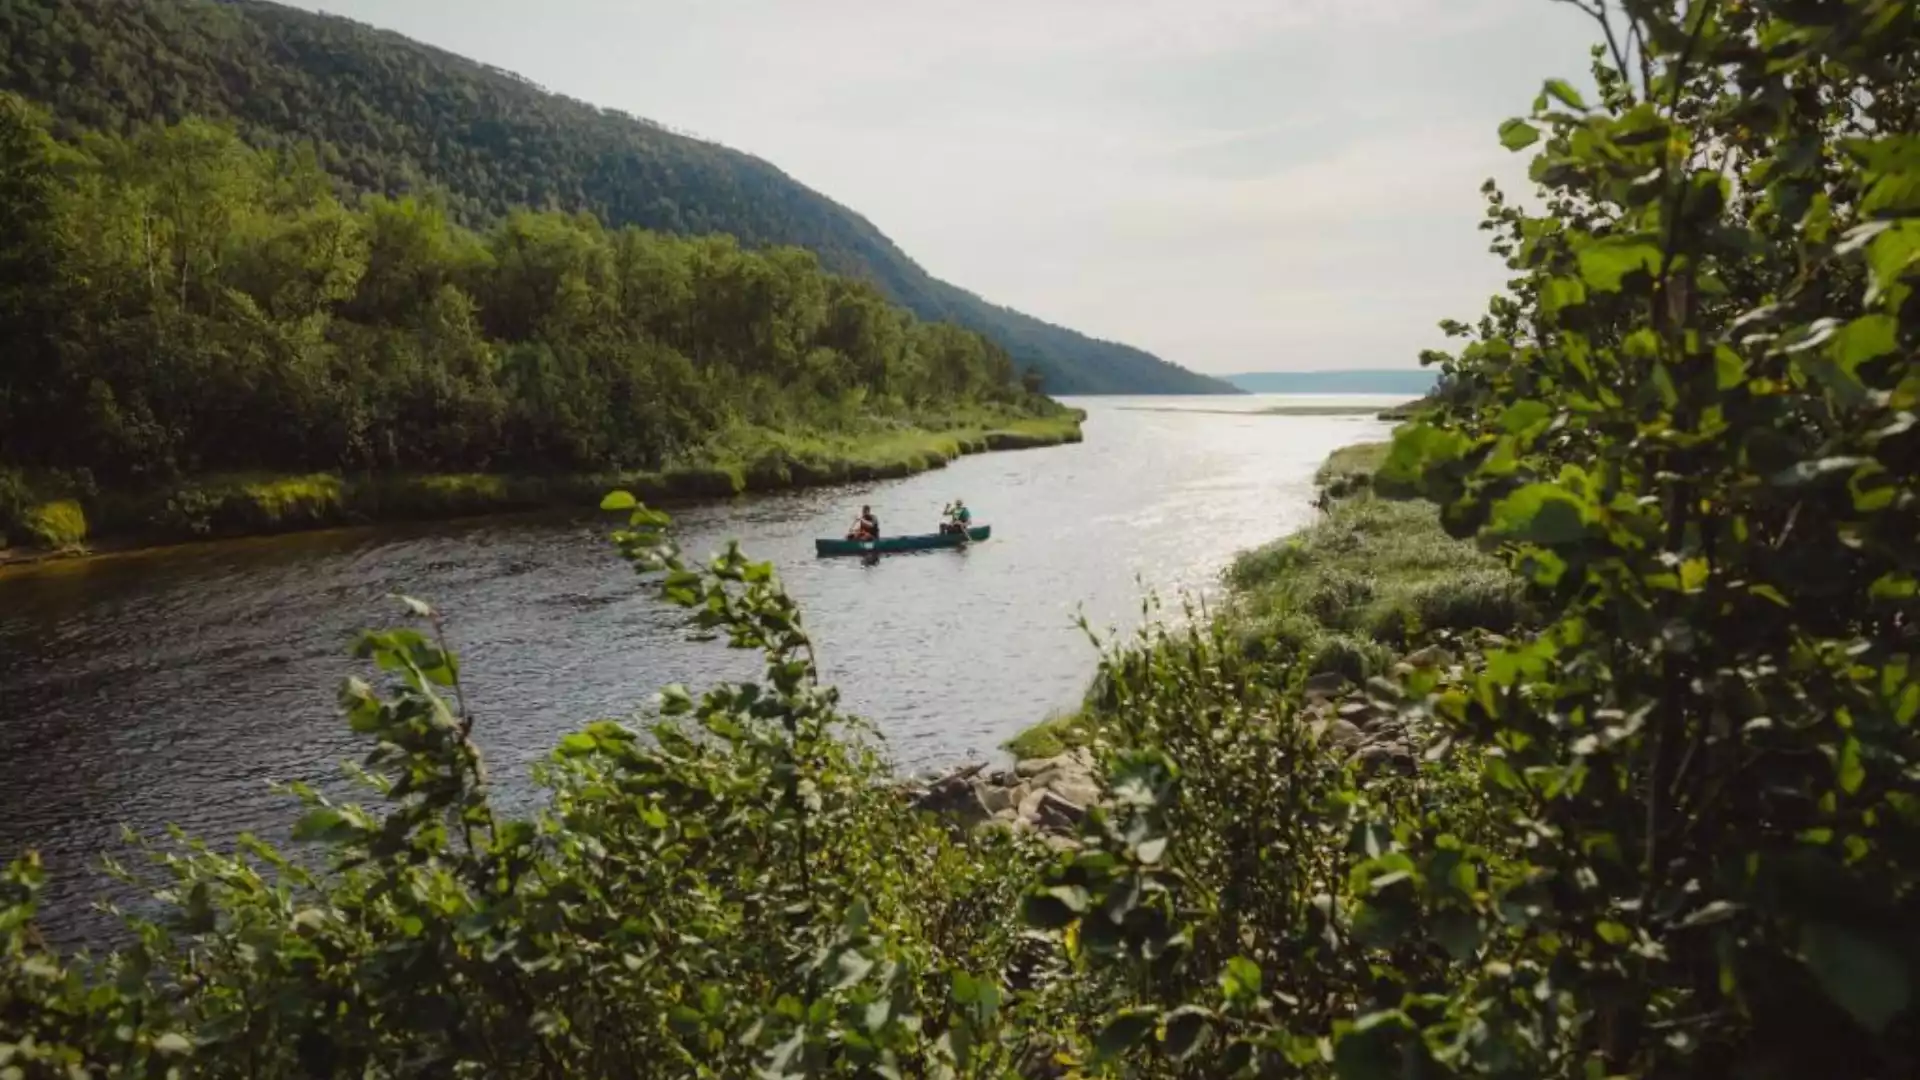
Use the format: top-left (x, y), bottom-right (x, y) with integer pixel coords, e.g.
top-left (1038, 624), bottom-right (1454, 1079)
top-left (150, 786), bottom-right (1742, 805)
top-left (0, 395), bottom-right (1401, 941)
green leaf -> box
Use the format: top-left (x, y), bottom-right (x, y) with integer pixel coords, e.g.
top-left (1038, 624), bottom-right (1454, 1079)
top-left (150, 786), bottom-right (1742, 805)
top-left (1577, 235), bottom-right (1662, 292)
top-left (600, 490), bottom-right (637, 511)
top-left (1864, 220), bottom-right (1920, 302)
top-left (1487, 483), bottom-right (1592, 545)
top-left (1023, 893), bottom-right (1078, 930)
top-left (1499, 118), bottom-right (1541, 151)
top-left (657, 684), bottom-right (694, 716)
top-left (1381, 424), bottom-right (1471, 485)
top-left (1680, 558), bottom-right (1709, 593)
top-left (1220, 956), bottom-right (1262, 1002)
top-left (1772, 457), bottom-right (1870, 488)
top-left (1497, 399), bottom-right (1552, 435)
top-left (1715, 345), bottom-right (1748, 390)
top-left (1352, 897), bottom-right (1415, 948)
top-left (1837, 736), bottom-right (1865, 795)
top-left (1801, 922), bottom-right (1911, 1033)
top-left (1870, 574), bottom-right (1917, 601)
top-left (1540, 275), bottom-right (1588, 315)
top-left (1543, 78), bottom-right (1587, 109)
top-left (1162, 1006), bottom-right (1213, 1062)
top-left (1431, 910), bottom-right (1483, 962)
top-left (1749, 584), bottom-right (1790, 607)
top-left (1831, 314), bottom-right (1899, 370)
top-left (1334, 1011), bottom-right (1417, 1080)
top-left (292, 808), bottom-right (354, 843)
top-left (153, 1032), bottom-right (194, 1056)
top-left (557, 732), bottom-right (597, 757)
top-left (1095, 1008), bottom-right (1160, 1060)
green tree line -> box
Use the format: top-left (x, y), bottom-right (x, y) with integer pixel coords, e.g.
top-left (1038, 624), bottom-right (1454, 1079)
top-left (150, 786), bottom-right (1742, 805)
top-left (0, 0), bottom-right (1232, 395)
top-left (0, 94), bottom-right (1039, 485)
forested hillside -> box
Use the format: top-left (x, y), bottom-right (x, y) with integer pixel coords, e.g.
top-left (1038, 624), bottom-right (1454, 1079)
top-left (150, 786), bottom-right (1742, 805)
top-left (0, 95), bottom-right (1044, 487)
top-left (0, 0), bottom-right (1231, 395)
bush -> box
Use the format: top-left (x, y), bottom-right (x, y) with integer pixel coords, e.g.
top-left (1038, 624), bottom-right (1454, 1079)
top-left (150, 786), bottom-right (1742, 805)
top-left (1299, 568), bottom-right (1375, 628)
top-left (221, 475), bottom-right (347, 532)
top-left (0, 469), bottom-right (33, 547)
top-left (1306, 632), bottom-right (1390, 682)
top-left (22, 499), bottom-right (86, 550)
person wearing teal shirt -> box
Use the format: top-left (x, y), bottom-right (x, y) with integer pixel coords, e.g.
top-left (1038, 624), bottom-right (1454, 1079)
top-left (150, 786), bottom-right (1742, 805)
top-left (941, 498), bottom-right (971, 534)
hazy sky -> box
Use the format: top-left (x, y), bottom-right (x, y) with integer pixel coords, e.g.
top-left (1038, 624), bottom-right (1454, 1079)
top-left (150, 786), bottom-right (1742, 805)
top-left (294, 0), bottom-right (1599, 374)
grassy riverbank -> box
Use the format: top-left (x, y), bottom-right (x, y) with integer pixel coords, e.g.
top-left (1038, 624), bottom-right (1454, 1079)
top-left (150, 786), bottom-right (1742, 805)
top-left (1004, 439), bottom-right (1523, 757)
top-left (0, 409), bottom-right (1083, 562)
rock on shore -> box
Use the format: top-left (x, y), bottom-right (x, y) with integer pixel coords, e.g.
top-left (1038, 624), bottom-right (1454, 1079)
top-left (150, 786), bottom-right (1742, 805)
top-left (905, 748), bottom-right (1099, 849)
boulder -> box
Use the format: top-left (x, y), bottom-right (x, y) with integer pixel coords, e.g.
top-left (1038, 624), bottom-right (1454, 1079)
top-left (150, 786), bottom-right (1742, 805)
top-left (1403, 645), bottom-right (1455, 670)
top-left (1048, 779), bottom-right (1102, 809)
top-left (1323, 718), bottom-right (1366, 753)
top-left (1017, 786), bottom-right (1051, 822)
top-left (951, 785), bottom-right (995, 825)
top-left (1351, 739), bottom-right (1416, 775)
top-left (1031, 791), bottom-right (1086, 832)
top-left (978, 781), bottom-right (1028, 816)
top-left (1014, 755), bottom-right (1063, 779)
top-left (1303, 672), bottom-right (1350, 700)
top-left (912, 762), bottom-right (988, 814)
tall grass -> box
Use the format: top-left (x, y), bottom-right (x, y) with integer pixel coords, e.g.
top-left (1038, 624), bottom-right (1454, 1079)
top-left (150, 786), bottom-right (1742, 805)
top-left (1226, 495), bottom-right (1529, 659)
top-left (1, 411), bottom-right (1086, 556)
top-left (1004, 440), bottom-right (1527, 755)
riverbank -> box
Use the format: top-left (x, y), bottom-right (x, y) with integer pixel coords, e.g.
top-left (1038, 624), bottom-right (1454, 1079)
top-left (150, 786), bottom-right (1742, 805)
top-left (1117, 404), bottom-right (1396, 417)
top-left (0, 409), bottom-right (1084, 567)
top-left (1002, 439), bottom-right (1527, 759)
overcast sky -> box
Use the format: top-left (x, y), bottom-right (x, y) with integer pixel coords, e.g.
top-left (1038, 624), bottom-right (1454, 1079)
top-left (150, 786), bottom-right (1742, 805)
top-left (294, 0), bottom-right (1599, 374)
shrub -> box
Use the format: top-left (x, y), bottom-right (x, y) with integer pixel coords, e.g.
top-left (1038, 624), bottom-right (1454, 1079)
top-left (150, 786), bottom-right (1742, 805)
top-left (222, 474), bottom-right (347, 532)
top-left (0, 469), bottom-right (33, 547)
top-left (1306, 632), bottom-right (1389, 682)
top-left (22, 499), bottom-right (86, 550)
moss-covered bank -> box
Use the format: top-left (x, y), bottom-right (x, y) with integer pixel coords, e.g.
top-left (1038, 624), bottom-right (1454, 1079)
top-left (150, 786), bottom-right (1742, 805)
top-left (0, 411), bottom-right (1083, 564)
top-left (1004, 439), bottom-right (1527, 755)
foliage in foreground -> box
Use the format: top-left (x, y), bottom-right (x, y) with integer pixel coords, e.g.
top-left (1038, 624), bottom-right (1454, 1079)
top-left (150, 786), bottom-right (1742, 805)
top-left (10, 1), bottom-right (1920, 1077)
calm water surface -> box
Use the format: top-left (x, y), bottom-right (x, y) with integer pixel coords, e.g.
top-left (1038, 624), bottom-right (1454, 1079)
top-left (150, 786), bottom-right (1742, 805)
top-left (0, 395), bottom-right (1400, 940)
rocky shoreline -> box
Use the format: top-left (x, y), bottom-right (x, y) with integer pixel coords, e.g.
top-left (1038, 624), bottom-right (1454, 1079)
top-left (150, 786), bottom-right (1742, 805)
top-left (903, 748), bottom-right (1103, 849)
top-left (904, 645), bottom-right (1456, 839)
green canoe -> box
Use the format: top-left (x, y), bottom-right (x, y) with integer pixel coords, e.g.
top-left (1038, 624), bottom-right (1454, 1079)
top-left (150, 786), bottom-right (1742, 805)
top-left (814, 525), bottom-right (990, 557)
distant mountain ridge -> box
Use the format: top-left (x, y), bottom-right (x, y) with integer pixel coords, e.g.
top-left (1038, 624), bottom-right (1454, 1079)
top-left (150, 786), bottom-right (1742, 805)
top-left (1226, 369), bottom-right (1437, 395)
top-left (0, 0), bottom-right (1237, 395)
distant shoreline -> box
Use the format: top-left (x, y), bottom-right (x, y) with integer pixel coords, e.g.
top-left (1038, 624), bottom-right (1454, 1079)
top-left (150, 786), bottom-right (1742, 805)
top-left (1117, 404), bottom-right (1407, 417)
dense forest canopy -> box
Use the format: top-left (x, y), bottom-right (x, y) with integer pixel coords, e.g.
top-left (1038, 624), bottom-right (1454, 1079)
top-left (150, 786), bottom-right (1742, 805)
top-left (0, 95), bottom-right (1039, 483)
top-left (0, 0), bottom-right (1234, 396)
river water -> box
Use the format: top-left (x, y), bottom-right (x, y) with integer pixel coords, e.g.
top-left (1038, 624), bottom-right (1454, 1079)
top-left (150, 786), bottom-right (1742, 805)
top-left (0, 395), bottom-right (1400, 940)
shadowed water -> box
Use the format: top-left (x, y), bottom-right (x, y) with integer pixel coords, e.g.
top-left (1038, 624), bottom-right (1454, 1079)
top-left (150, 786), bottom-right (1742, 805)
top-left (0, 395), bottom-right (1401, 941)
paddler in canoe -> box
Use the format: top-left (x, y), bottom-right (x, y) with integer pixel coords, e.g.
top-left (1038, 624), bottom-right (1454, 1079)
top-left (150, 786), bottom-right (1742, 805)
top-left (846, 505), bottom-right (880, 542)
top-left (939, 498), bottom-right (972, 535)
